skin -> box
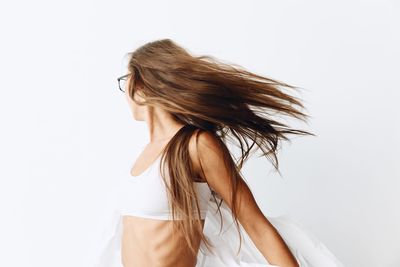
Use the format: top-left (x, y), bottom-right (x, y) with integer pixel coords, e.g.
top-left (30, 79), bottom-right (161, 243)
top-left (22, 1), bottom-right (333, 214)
top-left (123, 75), bottom-right (299, 267)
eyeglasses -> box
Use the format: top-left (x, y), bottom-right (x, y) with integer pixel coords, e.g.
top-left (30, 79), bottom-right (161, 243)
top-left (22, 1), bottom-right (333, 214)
top-left (117, 74), bottom-right (130, 93)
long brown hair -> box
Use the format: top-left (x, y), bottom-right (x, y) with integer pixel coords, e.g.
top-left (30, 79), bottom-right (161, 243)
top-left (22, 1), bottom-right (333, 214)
top-left (124, 38), bottom-right (315, 257)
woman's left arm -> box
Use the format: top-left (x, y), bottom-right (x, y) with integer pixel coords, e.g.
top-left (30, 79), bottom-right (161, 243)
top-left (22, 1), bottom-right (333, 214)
top-left (190, 131), bottom-right (299, 267)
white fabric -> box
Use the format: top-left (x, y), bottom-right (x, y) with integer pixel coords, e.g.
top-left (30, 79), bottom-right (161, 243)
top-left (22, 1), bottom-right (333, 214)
top-left (196, 197), bottom-right (345, 267)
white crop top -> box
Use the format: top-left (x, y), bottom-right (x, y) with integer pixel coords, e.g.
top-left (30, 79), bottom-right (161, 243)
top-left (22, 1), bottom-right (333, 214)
top-left (117, 151), bottom-right (212, 220)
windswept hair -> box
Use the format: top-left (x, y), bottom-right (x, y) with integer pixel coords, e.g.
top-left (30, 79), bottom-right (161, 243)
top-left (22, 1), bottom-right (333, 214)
top-left (123, 38), bottom-right (315, 257)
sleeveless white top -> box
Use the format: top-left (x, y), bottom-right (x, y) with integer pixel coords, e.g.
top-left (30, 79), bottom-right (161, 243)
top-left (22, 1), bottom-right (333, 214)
top-left (118, 151), bottom-right (211, 220)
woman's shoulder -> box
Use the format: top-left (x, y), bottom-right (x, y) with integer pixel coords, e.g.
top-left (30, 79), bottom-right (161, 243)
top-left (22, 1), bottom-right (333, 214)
top-left (188, 129), bottom-right (225, 180)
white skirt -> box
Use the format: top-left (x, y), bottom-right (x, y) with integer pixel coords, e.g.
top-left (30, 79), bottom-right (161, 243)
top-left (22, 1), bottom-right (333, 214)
top-left (196, 198), bottom-right (345, 267)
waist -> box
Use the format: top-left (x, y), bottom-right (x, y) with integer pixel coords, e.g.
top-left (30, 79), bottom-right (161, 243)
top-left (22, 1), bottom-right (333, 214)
top-left (121, 216), bottom-right (203, 267)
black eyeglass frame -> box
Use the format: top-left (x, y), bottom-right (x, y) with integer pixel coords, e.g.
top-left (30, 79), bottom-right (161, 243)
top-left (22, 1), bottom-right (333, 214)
top-left (117, 73), bottom-right (130, 92)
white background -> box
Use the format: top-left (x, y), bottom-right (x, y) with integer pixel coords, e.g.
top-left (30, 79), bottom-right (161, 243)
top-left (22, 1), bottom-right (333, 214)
top-left (0, 0), bottom-right (399, 266)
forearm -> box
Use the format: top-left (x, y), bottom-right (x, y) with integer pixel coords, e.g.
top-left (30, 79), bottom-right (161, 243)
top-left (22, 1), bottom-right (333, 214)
top-left (244, 219), bottom-right (299, 267)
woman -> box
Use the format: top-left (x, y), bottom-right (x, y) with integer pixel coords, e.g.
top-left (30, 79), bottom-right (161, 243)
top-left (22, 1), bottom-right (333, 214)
top-left (87, 39), bottom-right (345, 267)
